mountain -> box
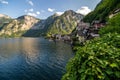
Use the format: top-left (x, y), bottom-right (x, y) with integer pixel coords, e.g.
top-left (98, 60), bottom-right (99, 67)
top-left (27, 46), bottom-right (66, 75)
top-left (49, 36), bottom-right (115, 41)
top-left (23, 10), bottom-right (84, 37)
top-left (17, 15), bottom-right (39, 30)
top-left (0, 14), bottom-right (12, 25)
top-left (0, 14), bottom-right (11, 19)
top-left (39, 10), bottom-right (84, 37)
top-left (0, 10), bottom-right (84, 37)
top-left (0, 15), bottom-right (39, 37)
top-left (0, 14), bottom-right (12, 32)
top-left (22, 13), bottom-right (59, 37)
top-left (83, 0), bottom-right (120, 23)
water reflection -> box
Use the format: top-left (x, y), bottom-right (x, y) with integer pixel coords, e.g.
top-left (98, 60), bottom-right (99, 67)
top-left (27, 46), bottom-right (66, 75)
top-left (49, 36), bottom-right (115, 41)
top-left (0, 38), bottom-right (73, 80)
top-left (21, 38), bottom-right (40, 64)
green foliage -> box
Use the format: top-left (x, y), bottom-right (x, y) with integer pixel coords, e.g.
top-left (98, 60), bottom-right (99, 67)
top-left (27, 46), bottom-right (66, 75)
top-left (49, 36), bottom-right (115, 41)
top-left (62, 33), bottom-right (120, 80)
top-left (83, 0), bottom-right (120, 23)
top-left (99, 13), bottom-right (120, 35)
top-left (62, 1), bottom-right (120, 80)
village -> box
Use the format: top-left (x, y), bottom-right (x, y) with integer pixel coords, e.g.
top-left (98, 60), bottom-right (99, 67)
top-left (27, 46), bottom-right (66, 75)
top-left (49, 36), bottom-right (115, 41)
top-left (50, 20), bottom-right (106, 44)
top-left (50, 8), bottom-right (120, 44)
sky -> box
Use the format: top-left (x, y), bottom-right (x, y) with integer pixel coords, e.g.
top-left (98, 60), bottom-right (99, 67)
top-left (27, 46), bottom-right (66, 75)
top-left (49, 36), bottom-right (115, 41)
top-left (0, 0), bottom-right (101, 19)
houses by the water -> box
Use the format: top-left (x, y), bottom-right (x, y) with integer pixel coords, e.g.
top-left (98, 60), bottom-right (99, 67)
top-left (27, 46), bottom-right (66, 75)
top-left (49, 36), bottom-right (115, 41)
top-left (75, 20), bottom-right (105, 43)
top-left (49, 20), bottom-right (106, 44)
top-left (51, 34), bottom-right (71, 41)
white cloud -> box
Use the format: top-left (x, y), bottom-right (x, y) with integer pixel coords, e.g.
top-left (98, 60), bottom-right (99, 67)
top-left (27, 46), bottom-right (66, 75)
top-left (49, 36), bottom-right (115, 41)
top-left (48, 8), bottom-right (55, 12)
top-left (36, 11), bottom-right (40, 15)
top-left (28, 0), bottom-right (33, 6)
top-left (24, 8), bottom-right (40, 17)
top-left (29, 8), bottom-right (34, 12)
top-left (55, 12), bottom-right (64, 16)
top-left (0, 0), bottom-right (8, 4)
top-left (27, 12), bottom-right (37, 17)
top-left (76, 6), bottom-right (91, 15)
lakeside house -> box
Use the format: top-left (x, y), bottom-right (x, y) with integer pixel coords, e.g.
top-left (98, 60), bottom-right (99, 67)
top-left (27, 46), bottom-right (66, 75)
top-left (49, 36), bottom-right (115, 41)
top-left (75, 21), bottom-right (90, 42)
top-left (51, 34), bottom-right (61, 40)
top-left (75, 20), bottom-right (105, 43)
top-left (92, 20), bottom-right (105, 29)
top-left (76, 21), bottom-right (90, 30)
top-left (51, 34), bottom-right (71, 41)
top-left (62, 34), bottom-right (71, 41)
top-left (50, 20), bottom-right (105, 43)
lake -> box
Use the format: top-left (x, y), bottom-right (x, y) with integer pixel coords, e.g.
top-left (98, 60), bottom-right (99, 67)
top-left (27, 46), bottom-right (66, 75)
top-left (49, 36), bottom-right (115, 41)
top-left (0, 38), bottom-right (73, 80)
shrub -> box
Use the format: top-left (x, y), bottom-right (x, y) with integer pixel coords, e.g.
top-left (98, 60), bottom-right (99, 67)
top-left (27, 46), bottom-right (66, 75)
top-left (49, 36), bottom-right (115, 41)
top-left (62, 33), bottom-right (120, 80)
top-left (99, 13), bottom-right (120, 35)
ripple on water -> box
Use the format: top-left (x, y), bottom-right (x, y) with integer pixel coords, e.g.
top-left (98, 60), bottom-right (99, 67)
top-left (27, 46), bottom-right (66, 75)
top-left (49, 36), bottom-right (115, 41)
top-left (0, 38), bottom-right (73, 80)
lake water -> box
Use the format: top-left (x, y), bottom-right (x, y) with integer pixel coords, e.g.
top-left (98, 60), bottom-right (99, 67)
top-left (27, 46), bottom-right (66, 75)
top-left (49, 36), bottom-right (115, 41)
top-left (0, 38), bottom-right (73, 80)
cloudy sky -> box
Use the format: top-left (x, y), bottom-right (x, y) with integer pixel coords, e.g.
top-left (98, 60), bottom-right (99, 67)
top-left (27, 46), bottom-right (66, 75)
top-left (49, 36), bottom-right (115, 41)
top-left (0, 0), bottom-right (101, 19)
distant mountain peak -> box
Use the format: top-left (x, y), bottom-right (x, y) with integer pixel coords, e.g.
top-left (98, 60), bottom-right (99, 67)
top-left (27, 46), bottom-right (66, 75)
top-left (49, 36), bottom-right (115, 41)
top-left (64, 10), bottom-right (76, 14)
top-left (0, 9), bottom-right (84, 37)
top-left (17, 15), bottom-right (38, 20)
top-left (0, 14), bottom-right (11, 18)
top-left (65, 10), bottom-right (75, 12)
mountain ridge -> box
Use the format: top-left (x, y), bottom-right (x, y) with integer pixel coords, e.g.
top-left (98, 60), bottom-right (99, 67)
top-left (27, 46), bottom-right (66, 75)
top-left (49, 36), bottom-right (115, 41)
top-left (23, 10), bottom-right (84, 37)
top-left (0, 10), bottom-right (84, 37)
top-left (0, 15), bottom-right (40, 37)
top-left (0, 14), bottom-right (11, 19)
top-left (44, 10), bottom-right (84, 37)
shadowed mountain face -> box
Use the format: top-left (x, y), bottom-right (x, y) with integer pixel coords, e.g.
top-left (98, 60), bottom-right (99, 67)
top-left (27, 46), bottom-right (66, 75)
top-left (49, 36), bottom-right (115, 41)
top-left (22, 14), bottom-right (58, 37)
top-left (0, 10), bottom-right (84, 37)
